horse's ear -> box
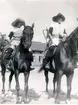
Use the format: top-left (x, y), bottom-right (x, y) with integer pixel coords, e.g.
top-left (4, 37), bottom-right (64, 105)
top-left (32, 23), bottom-right (34, 29)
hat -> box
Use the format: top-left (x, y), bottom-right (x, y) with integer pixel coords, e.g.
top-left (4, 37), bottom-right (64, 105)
top-left (52, 13), bottom-right (65, 22)
top-left (11, 18), bottom-right (25, 28)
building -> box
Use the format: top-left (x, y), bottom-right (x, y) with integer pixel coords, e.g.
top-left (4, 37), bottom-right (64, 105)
top-left (31, 41), bottom-right (46, 66)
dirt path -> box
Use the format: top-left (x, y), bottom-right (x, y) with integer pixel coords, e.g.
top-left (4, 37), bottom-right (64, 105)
top-left (0, 67), bottom-right (78, 104)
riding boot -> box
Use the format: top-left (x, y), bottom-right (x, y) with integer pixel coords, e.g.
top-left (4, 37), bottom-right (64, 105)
top-left (39, 46), bottom-right (56, 72)
top-left (39, 57), bottom-right (51, 72)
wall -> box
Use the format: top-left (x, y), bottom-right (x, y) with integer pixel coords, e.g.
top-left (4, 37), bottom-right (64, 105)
top-left (32, 52), bottom-right (44, 67)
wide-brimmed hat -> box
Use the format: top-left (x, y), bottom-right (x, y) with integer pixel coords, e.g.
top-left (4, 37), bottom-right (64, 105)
top-left (52, 13), bottom-right (65, 22)
top-left (11, 18), bottom-right (25, 28)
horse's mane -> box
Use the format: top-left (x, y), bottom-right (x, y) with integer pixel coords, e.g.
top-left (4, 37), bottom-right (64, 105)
top-left (60, 27), bottom-right (78, 57)
top-left (66, 27), bottom-right (78, 41)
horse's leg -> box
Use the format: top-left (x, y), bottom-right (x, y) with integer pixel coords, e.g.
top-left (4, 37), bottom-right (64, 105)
top-left (53, 73), bottom-right (57, 94)
top-left (9, 71), bottom-right (14, 91)
top-left (1, 66), bottom-right (6, 94)
top-left (15, 70), bottom-right (20, 103)
top-left (55, 70), bottom-right (63, 104)
top-left (23, 71), bottom-right (30, 103)
top-left (66, 72), bottom-right (74, 103)
top-left (44, 70), bottom-right (49, 92)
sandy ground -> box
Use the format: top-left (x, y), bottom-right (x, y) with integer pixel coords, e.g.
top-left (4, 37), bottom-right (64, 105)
top-left (0, 67), bottom-right (78, 104)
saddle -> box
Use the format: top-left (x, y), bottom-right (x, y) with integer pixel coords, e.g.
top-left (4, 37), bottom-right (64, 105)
top-left (45, 45), bottom-right (57, 58)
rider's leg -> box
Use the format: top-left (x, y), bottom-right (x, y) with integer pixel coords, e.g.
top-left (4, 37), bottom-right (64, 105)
top-left (39, 46), bottom-right (55, 71)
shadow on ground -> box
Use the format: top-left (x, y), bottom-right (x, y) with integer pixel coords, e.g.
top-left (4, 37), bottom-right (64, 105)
top-left (0, 89), bottom-right (78, 104)
top-left (47, 89), bottom-right (78, 102)
top-left (12, 88), bottom-right (41, 103)
top-left (0, 88), bottom-right (40, 104)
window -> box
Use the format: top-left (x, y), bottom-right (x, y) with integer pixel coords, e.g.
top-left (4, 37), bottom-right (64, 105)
top-left (39, 56), bottom-right (42, 62)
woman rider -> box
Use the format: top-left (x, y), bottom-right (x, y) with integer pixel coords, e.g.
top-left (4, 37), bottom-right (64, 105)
top-left (7, 19), bottom-right (34, 70)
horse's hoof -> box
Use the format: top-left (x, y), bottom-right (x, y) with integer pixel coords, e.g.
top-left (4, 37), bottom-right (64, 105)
top-left (65, 99), bottom-right (71, 104)
top-left (22, 98), bottom-right (27, 104)
top-left (55, 99), bottom-right (60, 104)
top-left (16, 101), bottom-right (20, 104)
top-left (23, 100), bottom-right (27, 104)
top-left (16, 97), bottom-right (20, 104)
top-left (16, 99), bottom-right (21, 104)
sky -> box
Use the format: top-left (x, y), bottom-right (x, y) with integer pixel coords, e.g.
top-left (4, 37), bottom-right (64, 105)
top-left (0, 0), bottom-right (78, 43)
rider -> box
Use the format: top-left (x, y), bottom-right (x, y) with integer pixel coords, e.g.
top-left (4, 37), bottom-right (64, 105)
top-left (39, 13), bottom-right (67, 71)
top-left (8, 18), bottom-right (25, 48)
top-left (7, 19), bottom-right (34, 70)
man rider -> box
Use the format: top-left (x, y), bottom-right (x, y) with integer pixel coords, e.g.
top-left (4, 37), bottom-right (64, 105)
top-left (39, 13), bottom-right (67, 71)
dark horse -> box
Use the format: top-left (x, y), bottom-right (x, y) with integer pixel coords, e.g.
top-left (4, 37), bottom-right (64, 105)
top-left (39, 27), bottom-right (78, 103)
top-left (1, 20), bottom-right (34, 103)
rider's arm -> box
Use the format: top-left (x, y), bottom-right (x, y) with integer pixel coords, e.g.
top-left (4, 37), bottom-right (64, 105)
top-left (8, 31), bottom-right (14, 40)
top-left (49, 27), bottom-right (53, 36)
top-left (60, 29), bottom-right (68, 41)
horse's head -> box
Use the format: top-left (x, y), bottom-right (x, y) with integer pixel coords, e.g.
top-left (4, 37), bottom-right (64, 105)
top-left (20, 23), bottom-right (34, 49)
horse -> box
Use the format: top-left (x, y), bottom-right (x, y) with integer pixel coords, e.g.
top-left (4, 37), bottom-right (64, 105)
top-left (1, 21), bottom-right (34, 103)
top-left (39, 27), bottom-right (78, 103)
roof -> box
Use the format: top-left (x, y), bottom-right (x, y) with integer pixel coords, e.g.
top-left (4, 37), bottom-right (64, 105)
top-left (31, 41), bottom-right (46, 52)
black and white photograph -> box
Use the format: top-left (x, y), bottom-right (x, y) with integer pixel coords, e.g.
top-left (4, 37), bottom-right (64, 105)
top-left (0, 0), bottom-right (78, 104)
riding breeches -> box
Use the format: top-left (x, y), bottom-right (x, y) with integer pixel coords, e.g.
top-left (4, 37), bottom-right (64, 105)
top-left (42, 45), bottom-right (56, 68)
